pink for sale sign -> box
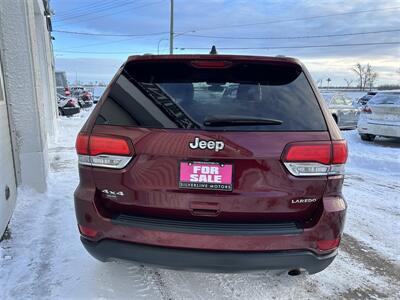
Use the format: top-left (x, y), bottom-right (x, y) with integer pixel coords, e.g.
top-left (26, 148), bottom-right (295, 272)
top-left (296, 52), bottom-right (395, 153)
top-left (179, 161), bottom-right (233, 191)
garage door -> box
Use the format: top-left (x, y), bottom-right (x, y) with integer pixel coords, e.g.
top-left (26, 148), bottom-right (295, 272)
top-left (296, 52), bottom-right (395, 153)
top-left (0, 56), bottom-right (16, 238)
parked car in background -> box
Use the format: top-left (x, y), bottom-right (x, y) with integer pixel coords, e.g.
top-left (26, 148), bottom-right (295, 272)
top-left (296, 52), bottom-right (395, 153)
top-left (322, 93), bottom-right (359, 129)
top-left (71, 86), bottom-right (94, 108)
top-left (55, 71), bottom-right (70, 96)
top-left (77, 97), bottom-right (94, 109)
top-left (358, 92), bottom-right (400, 141)
top-left (70, 86), bottom-right (84, 96)
top-left (357, 91), bottom-right (377, 106)
top-left (75, 54), bottom-right (348, 275)
top-left (57, 94), bottom-right (80, 116)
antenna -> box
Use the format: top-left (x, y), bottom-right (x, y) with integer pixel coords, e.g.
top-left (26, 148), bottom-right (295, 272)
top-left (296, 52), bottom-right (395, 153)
top-left (209, 45), bottom-right (218, 55)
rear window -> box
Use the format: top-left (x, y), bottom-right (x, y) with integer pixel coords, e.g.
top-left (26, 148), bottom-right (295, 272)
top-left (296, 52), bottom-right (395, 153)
top-left (332, 95), bottom-right (352, 106)
top-left (359, 95), bottom-right (373, 101)
top-left (369, 93), bottom-right (400, 105)
top-left (96, 60), bottom-right (327, 131)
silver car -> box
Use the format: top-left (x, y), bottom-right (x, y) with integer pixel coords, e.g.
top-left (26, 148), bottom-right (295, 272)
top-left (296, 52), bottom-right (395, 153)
top-left (358, 92), bottom-right (400, 141)
top-left (322, 93), bottom-right (359, 129)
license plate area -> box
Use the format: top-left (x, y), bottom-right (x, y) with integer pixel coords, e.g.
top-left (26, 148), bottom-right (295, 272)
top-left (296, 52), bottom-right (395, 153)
top-left (179, 161), bottom-right (233, 191)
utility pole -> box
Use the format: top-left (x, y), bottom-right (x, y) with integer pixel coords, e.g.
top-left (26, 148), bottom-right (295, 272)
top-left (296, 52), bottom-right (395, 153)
top-left (169, 0), bottom-right (174, 54)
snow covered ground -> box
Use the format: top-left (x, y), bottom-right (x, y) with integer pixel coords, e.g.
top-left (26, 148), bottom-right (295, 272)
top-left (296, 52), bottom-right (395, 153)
top-left (1, 102), bottom-right (399, 299)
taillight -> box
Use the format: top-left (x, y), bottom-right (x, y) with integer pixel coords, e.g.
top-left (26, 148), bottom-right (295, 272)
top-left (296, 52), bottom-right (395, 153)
top-left (285, 143), bottom-right (331, 165)
top-left (76, 133), bottom-right (134, 169)
top-left (78, 225), bottom-right (98, 238)
top-left (76, 133), bottom-right (89, 155)
top-left (362, 106), bottom-right (372, 114)
top-left (332, 140), bottom-right (347, 164)
top-left (282, 141), bottom-right (347, 176)
top-left (317, 238), bottom-right (340, 251)
top-left (89, 136), bottom-right (131, 156)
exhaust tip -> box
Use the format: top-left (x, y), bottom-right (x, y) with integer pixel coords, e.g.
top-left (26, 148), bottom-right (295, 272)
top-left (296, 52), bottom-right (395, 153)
top-left (288, 269), bottom-right (302, 276)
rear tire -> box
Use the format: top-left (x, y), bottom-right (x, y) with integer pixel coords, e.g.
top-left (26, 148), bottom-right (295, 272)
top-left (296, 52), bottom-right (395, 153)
top-left (360, 134), bottom-right (375, 141)
top-left (332, 115), bottom-right (338, 124)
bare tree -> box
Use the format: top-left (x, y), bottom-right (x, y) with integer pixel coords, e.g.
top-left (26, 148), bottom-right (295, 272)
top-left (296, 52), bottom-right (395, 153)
top-left (366, 68), bottom-right (378, 91)
top-left (344, 79), bottom-right (353, 88)
top-left (362, 64), bottom-right (371, 91)
top-left (351, 63), bottom-right (378, 91)
top-left (352, 63), bottom-right (365, 91)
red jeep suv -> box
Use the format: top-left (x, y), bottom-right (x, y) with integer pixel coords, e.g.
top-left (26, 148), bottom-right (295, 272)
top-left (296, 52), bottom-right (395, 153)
top-left (74, 55), bottom-right (347, 274)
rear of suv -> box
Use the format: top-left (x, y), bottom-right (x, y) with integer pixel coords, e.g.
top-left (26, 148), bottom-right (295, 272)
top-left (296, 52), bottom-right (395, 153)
top-left (74, 55), bottom-right (347, 274)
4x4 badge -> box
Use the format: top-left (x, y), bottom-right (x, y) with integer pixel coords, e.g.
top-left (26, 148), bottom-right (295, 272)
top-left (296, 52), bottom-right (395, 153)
top-left (102, 189), bottom-right (124, 197)
top-left (189, 137), bottom-right (224, 152)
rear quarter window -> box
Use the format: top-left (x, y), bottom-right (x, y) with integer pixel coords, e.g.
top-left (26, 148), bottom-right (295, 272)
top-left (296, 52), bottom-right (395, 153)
top-left (96, 60), bottom-right (327, 131)
top-left (370, 94), bottom-right (400, 105)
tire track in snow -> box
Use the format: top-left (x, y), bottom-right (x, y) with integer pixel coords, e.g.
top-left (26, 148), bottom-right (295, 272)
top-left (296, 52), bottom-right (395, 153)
top-left (339, 285), bottom-right (390, 300)
top-left (343, 171), bottom-right (400, 262)
top-left (141, 266), bottom-right (174, 300)
top-left (345, 174), bottom-right (400, 192)
top-left (341, 233), bottom-right (400, 283)
top-left (155, 268), bottom-right (324, 300)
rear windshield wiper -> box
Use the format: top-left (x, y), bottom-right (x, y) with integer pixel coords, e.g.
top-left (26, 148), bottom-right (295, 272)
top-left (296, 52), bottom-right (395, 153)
top-left (203, 116), bottom-right (283, 127)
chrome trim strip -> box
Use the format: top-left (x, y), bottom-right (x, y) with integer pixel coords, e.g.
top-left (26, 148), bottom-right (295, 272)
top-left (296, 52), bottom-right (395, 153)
top-left (78, 154), bottom-right (132, 169)
top-left (284, 162), bottom-right (345, 177)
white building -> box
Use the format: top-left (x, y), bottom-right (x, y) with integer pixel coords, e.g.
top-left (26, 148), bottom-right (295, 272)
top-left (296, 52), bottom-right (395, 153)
top-left (0, 0), bottom-right (57, 236)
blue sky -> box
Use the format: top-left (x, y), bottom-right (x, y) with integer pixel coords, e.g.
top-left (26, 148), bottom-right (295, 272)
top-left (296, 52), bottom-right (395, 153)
top-left (51, 0), bottom-right (400, 85)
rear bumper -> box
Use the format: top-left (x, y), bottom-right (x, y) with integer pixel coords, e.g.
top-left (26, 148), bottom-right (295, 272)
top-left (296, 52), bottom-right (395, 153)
top-left (60, 106), bottom-right (80, 116)
top-left (81, 237), bottom-right (337, 274)
top-left (358, 119), bottom-right (400, 138)
top-left (75, 178), bottom-right (346, 274)
top-left (80, 101), bottom-right (93, 108)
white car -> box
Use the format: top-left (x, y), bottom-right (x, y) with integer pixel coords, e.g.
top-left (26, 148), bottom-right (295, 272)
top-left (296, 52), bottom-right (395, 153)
top-left (357, 92), bottom-right (400, 141)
